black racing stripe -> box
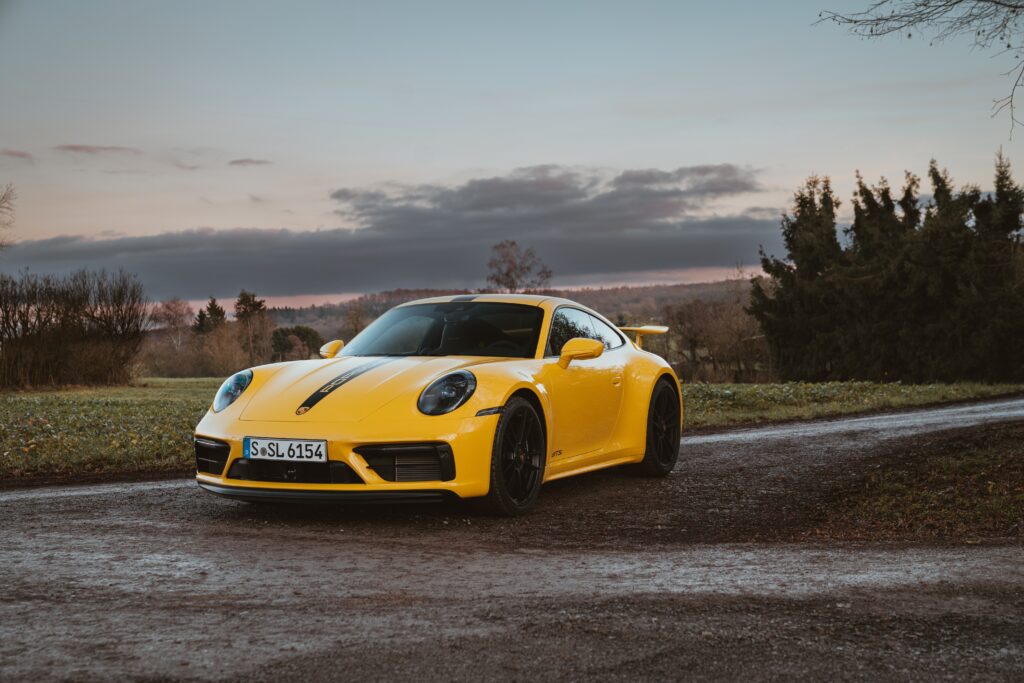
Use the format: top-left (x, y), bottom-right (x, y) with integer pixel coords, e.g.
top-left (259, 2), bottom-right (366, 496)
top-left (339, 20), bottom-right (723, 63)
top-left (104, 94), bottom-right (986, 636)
top-left (450, 295), bottom-right (477, 302)
top-left (296, 357), bottom-right (396, 415)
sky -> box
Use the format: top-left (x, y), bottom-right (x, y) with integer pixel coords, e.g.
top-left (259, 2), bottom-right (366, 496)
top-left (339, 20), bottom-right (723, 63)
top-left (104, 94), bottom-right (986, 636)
top-left (0, 0), bottom-right (1020, 304)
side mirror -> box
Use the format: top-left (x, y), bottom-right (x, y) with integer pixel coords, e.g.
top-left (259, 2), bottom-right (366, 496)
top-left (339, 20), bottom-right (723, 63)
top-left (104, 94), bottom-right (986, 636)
top-left (319, 339), bottom-right (345, 359)
top-left (558, 337), bottom-right (604, 369)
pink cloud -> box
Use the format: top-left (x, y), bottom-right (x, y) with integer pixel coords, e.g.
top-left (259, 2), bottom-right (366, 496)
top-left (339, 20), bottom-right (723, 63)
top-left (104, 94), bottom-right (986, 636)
top-left (54, 144), bottom-right (141, 155)
top-left (1, 148), bottom-right (33, 161)
top-left (228, 158), bottom-right (271, 166)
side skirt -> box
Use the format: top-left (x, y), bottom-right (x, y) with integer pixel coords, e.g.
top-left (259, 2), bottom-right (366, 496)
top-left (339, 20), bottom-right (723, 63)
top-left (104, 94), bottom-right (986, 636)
top-left (541, 452), bottom-right (645, 483)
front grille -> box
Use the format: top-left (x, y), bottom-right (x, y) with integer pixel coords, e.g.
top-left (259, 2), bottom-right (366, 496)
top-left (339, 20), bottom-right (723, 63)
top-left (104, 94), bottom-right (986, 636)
top-left (195, 438), bottom-right (230, 475)
top-left (355, 443), bottom-right (456, 482)
top-left (226, 459), bottom-right (363, 484)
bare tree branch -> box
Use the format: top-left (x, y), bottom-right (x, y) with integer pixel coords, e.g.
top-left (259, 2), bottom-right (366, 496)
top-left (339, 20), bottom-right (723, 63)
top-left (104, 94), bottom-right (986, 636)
top-left (486, 240), bottom-right (553, 293)
top-left (0, 183), bottom-right (15, 250)
top-left (819, 1), bottom-right (1024, 130)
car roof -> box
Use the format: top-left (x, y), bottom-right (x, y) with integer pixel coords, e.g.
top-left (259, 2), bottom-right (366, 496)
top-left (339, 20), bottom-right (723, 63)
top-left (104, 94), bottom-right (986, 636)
top-left (394, 293), bottom-right (626, 334)
top-left (398, 293), bottom-right (578, 308)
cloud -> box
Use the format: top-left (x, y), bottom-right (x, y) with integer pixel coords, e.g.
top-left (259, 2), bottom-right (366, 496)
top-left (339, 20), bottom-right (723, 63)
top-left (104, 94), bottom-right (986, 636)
top-left (54, 144), bottom-right (142, 155)
top-left (741, 206), bottom-right (786, 221)
top-left (0, 148), bottom-right (33, 162)
top-left (609, 164), bottom-right (759, 195)
top-left (1, 164), bottom-right (781, 299)
top-left (228, 158), bottom-right (271, 166)
top-left (331, 164), bottom-right (762, 235)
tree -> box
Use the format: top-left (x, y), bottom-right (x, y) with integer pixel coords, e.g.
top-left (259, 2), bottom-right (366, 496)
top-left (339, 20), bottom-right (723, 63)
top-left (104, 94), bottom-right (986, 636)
top-left (663, 280), bottom-right (769, 382)
top-left (151, 298), bottom-right (194, 351)
top-left (486, 240), bottom-right (553, 292)
top-left (750, 155), bottom-right (1024, 382)
top-left (234, 289), bottom-right (272, 365)
top-left (234, 290), bottom-right (266, 320)
top-left (271, 325), bottom-right (324, 361)
top-left (193, 297), bottom-right (226, 333)
top-left (0, 269), bottom-right (148, 387)
top-left (749, 177), bottom-right (846, 380)
top-left (195, 323), bottom-right (247, 376)
top-left (0, 183), bottom-right (15, 249)
top-left (820, 1), bottom-right (1024, 128)
top-left (343, 300), bottom-right (368, 336)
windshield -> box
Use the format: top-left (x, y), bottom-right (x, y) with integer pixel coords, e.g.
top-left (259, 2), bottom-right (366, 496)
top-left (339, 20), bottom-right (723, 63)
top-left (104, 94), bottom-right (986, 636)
top-left (343, 302), bottom-right (545, 358)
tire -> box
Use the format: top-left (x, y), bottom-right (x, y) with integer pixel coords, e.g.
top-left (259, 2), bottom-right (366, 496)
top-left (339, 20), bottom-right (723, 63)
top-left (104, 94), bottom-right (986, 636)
top-left (477, 396), bottom-right (546, 516)
top-left (636, 378), bottom-right (681, 477)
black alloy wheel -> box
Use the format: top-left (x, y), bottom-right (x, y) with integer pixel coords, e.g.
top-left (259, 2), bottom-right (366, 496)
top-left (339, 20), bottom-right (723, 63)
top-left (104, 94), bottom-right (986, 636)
top-left (479, 396), bottom-right (546, 516)
top-left (637, 379), bottom-right (681, 476)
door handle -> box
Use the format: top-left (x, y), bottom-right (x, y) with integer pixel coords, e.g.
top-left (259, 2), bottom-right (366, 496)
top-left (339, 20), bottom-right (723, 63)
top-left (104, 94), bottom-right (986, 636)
top-left (612, 375), bottom-right (623, 387)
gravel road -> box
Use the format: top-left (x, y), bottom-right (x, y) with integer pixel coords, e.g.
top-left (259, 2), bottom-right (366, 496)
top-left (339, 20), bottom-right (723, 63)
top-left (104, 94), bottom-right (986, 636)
top-left (2, 398), bottom-right (1023, 681)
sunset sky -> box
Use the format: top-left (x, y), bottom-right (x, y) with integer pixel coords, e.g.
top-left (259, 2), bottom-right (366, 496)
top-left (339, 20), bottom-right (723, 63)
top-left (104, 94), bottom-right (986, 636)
top-left (0, 0), bottom-right (1018, 304)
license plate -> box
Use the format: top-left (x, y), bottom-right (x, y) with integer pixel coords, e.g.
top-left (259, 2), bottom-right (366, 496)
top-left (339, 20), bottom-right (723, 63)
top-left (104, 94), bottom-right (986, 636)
top-left (243, 437), bottom-right (327, 462)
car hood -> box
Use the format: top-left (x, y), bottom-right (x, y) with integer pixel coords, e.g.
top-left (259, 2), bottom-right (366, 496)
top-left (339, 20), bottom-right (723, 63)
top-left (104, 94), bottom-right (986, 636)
top-left (239, 355), bottom-right (497, 422)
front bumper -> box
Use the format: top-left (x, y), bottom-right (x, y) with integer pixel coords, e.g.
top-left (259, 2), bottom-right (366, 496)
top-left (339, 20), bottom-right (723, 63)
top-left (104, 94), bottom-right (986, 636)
top-left (193, 411), bottom-right (499, 501)
top-left (197, 481), bottom-right (454, 504)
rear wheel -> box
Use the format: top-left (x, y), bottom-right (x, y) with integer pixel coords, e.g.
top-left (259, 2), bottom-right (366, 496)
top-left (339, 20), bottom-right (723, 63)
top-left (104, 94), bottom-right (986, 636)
top-left (636, 379), bottom-right (681, 477)
top-left (478, 396), bottom-right (546, 516)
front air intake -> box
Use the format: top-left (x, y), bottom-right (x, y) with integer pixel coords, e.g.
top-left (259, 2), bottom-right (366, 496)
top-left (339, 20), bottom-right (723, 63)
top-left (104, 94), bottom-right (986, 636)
top-left (354, 443), bottom-right (456, 482)
top-left (194, 438), bottom-right (231, 475)
top-left (225, 459), bottom-right (363, 484)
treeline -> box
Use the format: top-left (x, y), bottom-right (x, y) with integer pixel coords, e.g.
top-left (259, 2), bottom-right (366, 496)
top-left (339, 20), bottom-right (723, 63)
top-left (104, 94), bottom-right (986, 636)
top-left (750, 155), bottom-right (1024, 382)
top-left (273, 288), bottom-right (465, 339)
top-left (140, 292), bottom-right (325, 377)
top-left (272, 282), bottom-right (746, 339)
top-left (651, 278), bottom-right (770, 382)
top-left (271, 281), bottom-right (769, 381)
top-left (0, 270), bottom-right (147, 388)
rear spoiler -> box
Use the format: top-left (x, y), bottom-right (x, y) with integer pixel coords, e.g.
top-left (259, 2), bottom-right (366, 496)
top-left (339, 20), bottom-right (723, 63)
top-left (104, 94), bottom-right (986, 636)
top-left (618, 325), bottom-right (668, 349)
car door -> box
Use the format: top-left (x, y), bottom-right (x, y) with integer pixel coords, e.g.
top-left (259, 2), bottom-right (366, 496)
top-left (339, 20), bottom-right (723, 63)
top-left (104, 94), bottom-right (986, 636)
top-left (541, 307), bottom-right (624, 459)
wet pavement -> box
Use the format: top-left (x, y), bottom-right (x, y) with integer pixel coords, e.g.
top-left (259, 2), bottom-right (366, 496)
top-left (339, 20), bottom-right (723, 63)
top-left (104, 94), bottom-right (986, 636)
top-left (1, 398), bottom-right (1023, 681)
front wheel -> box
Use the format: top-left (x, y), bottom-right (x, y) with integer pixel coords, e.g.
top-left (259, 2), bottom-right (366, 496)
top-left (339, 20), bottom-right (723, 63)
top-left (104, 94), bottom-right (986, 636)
top-left (478, 396), bottom-right (546, 516)
top-left (636, 379), bottom-right (681, 477)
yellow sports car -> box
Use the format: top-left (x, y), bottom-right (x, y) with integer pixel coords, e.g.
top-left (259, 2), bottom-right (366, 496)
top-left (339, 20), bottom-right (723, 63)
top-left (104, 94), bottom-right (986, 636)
top-left (194, 294), bottom-right (682, 515)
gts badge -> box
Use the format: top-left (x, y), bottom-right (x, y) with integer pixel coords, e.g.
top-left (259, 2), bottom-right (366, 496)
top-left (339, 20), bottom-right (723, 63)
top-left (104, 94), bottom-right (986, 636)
top-left (295, 357), bottom-right (394, 415)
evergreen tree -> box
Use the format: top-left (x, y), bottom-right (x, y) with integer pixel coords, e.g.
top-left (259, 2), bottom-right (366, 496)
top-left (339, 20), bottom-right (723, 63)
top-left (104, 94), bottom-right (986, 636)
top-left (750, 156), bottom-right (1024, 382)
top-left (234, 290), bottom-right (266, 321)
top-left (192, 297), bottom-right (226, 334)
top-left (206, 297), bottom-right (227, 326)
top-left (749, 177), bottom-right (844, 379)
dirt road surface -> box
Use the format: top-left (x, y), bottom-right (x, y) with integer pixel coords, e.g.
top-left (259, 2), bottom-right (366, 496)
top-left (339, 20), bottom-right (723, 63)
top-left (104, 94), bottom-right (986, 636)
top-left (2, 398), bottom-right (1023, 681)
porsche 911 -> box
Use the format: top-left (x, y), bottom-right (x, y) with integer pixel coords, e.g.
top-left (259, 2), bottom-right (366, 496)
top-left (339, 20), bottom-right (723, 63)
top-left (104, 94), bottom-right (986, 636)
top-left (194, 294), bottom-right (682, 515)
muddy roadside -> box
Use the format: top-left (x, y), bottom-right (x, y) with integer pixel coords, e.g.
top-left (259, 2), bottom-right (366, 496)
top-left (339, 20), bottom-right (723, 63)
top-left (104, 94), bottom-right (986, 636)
top-left (2, 409), bottom-right (1023, 681)
top-left (170, 420), bottom-right (1020, 550)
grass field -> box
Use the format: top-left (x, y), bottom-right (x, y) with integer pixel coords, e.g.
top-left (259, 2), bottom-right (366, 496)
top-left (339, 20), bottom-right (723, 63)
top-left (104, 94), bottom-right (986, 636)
top-left (1, 378), bottom-right (1021, 482)
top-left (808, 422), bottom-right (1024, 540)
top-left (0, 378), bottom-right (216, 482)
top-left (684, 381), bottom-right (1024, 429)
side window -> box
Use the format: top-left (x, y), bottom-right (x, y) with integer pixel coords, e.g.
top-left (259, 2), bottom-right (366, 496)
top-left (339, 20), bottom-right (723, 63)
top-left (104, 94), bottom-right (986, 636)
top-left (546, 308), bottom-right (595, 356)
top-left (588, 314), bottom-right (624, 350)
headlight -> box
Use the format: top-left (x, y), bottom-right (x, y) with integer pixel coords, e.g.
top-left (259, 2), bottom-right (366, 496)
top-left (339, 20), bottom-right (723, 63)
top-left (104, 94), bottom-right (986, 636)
top-left (418, 370), bottom-right (476, 415)
top-left (213, 369), bottom-right (253, 413)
